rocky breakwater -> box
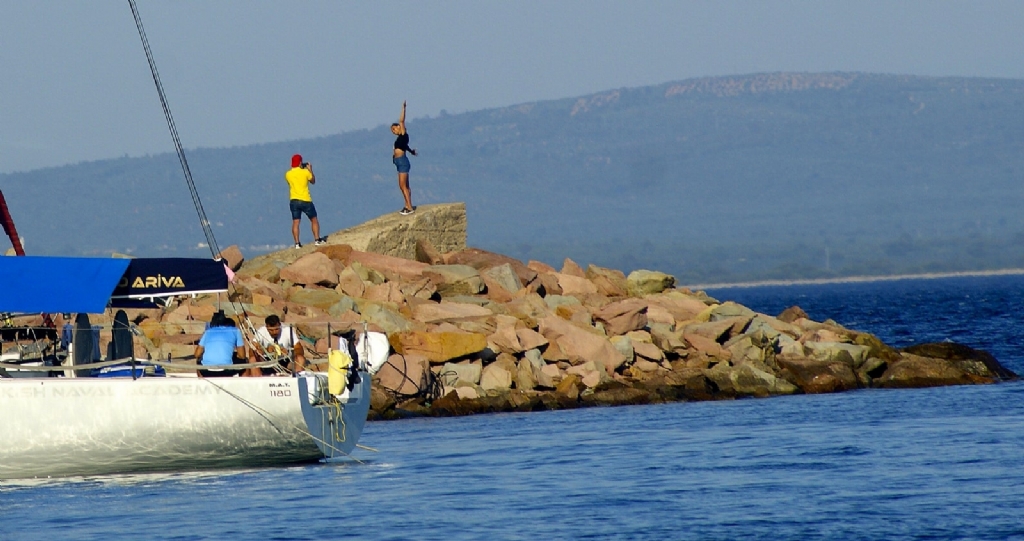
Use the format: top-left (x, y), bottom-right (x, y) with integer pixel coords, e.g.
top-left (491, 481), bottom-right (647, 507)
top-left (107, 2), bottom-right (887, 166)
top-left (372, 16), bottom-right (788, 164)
top-left (221, 202), bottom-right (1016, 420)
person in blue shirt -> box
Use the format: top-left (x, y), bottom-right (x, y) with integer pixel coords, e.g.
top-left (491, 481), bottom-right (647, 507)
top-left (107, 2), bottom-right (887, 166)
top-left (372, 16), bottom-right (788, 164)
top-left (194, 314), bottom-right (245, 378)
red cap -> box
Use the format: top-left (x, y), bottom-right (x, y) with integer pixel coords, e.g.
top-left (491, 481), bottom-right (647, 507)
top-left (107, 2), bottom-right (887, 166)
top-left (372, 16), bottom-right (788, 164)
top-left (291, 154), bottom-right (302, 168)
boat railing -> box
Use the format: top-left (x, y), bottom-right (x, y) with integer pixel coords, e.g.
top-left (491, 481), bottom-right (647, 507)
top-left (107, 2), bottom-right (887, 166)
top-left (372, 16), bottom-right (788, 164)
top-left (0, 319), bottom-right (363, 378)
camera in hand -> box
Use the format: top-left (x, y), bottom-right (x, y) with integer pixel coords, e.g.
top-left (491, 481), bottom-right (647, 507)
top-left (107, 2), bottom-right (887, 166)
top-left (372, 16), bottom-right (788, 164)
top-left (301, 162), bottom-right (309, 169)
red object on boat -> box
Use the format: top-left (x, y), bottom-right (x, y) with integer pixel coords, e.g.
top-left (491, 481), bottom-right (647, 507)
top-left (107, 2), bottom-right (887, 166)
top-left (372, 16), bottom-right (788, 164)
top-left (0, 190), bottom-right (25, 256)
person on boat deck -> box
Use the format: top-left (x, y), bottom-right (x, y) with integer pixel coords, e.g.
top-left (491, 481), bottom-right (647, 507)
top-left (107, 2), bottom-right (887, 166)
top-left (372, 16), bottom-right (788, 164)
top-left (285, 153), bottom-right (327, 249)
top-left (391, 101), bottom-right (418, 216)
top-left (249, 314), bottom-right (306, 376)
top-left (195, 314), bottom-right (245, 378)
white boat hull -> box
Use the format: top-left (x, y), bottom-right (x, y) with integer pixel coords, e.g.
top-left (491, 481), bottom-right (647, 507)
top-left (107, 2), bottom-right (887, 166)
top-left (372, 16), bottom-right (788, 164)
top-left (0, 373), bottom-right (371, 480)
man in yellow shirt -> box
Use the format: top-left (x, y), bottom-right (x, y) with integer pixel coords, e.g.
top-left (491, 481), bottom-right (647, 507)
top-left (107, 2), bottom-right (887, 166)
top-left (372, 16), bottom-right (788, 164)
top-left (285, 154), bottom-right (326, 248)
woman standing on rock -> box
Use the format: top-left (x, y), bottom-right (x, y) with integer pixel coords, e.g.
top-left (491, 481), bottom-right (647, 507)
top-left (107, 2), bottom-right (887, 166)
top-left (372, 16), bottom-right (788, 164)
top-left (391, 100), bottom-right (417, 215)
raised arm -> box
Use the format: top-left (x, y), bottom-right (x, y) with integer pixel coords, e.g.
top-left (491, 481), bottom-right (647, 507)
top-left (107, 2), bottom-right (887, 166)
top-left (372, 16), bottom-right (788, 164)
top-left (398, 100), bottom-right (407, 134)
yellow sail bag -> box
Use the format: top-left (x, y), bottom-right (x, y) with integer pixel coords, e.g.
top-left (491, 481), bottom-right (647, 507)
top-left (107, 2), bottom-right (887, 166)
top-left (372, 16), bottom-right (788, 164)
top-left (328, 349), bottom-right (353, 395)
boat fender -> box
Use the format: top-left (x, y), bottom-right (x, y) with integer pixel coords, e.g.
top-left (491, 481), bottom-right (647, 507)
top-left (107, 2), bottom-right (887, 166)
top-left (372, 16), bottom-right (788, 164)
top-left (357, 331), bottom-right (391, 375)
top-left (328, 349), bottom-right (353, 396)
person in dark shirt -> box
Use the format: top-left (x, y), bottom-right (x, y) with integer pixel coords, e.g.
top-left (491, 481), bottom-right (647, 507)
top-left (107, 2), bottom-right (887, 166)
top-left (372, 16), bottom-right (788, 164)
top-left (391, 100), bottom-right (418, 215)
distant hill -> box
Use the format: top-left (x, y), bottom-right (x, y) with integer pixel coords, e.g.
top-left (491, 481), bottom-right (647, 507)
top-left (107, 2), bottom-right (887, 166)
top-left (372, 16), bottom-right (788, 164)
top-left (4, 72), bottom-right (1024, 283)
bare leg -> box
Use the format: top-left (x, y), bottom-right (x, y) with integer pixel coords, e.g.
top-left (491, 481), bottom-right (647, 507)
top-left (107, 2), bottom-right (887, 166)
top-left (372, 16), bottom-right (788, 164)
top-left (294, 343), bottom-right (306, 372)
top-left (398, 172), bottom-right (413, 210)
top-left (291, 219), bottom-right (301, 244)
top-left (247, 353), bottom-right (262, 377)
top-left (311, 217), bottom-right (321, 241)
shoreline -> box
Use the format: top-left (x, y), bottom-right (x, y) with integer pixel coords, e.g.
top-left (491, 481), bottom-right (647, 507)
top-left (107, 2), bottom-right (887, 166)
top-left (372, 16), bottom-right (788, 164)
top-left (684, 268), bottom-right (1024, 291)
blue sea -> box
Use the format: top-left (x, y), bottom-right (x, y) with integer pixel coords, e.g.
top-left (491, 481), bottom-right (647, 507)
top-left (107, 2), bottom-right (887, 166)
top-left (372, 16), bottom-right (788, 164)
top-left (3, 275), bottom-right (1024, 540)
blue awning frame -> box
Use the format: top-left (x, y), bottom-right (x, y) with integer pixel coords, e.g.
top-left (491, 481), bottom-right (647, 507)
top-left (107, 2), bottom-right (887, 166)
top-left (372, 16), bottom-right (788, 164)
top-left (0, 256), bottom-right (131, 314)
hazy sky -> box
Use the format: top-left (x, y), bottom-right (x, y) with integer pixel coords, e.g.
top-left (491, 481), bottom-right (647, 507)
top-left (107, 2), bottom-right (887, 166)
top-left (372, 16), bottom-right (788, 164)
top-left (2, 0), bottom-right (1023, 174)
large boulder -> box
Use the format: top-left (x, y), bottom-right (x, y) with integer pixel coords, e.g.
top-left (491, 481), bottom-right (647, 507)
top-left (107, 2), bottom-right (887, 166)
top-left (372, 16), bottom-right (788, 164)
top-left (706, 362), bottom-right (798, 397)
top-left (377, 353), bottom-right (430, 395)
top-left (682, 316), bottom-right (750, 344)
top-left (315, 244), bottom-right (354, 262)
top-left (423, 265), bottom-right (485, 297)
top-left (776, 356), bottom-right (860, 393)
top-left (901, 342), bottom-right (1017, 380)
top-left (876, 352), bottom-right (982, 388)
top-left (503, 293), bottom-right (553, 328)
top-left (287, 287), bottom-right (343, 311)
top-left (804, 341), bottom-right (871, 368)
top-left (414, 238), bottom-right (445, 265)
top-left (336, 266), bottom-right (367, 298)
top-left (412, 301), bottom-right (492, 323)
top-left (555, 273), bottom-right (599, 297)
top-left (280, 252), bottom-right (339, 287)
top-left (516, 328), bottom-right (549, 351)
top-left (389, 331), bottom-right (488, 363)
top-left (585, 264), bottom-right (628, 297)
top-left (346, 251), bottom-right (429, 282)
top-left (236, 258), bottom-right (285, 283)
top-left (537, 314), bottom-right (626, 373)
top-left (445, 247), bottom-right (537, 286)
top-left (592, 298), bottom-right (649, 336)
top-left (483, 263), bottom-right (523, 294)
top-left (438, 360), bottom-right (483, 389)
top-left (358, 302), bottom-right (417, 334)
top-left (626, 270), bottom-right (675, 296)
top-left (480, 354), bottom-right (516, 392)
top-left (329, 202), bottom-right (467, 260)
top-left (218, 245), bottom-right (244, 271)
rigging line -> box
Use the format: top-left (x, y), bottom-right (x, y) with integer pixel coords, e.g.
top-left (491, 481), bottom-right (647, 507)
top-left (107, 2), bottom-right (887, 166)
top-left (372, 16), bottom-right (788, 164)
top-left (128, 0), bottom-right (221, 259)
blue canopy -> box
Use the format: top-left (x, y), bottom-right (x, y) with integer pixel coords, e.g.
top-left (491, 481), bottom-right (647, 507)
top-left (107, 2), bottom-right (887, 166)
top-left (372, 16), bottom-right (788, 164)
top-left (0, 256), bottom-right (131, 314)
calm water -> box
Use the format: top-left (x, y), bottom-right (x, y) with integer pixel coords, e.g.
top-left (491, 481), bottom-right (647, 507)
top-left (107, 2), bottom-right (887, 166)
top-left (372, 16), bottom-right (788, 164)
top-left (3, 275), bottom-right (1024, 540)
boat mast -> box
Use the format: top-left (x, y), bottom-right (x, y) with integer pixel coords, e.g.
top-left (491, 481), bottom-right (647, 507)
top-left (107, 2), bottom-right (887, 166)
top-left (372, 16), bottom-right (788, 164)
top-left (0, 190), bottom-right (25, 256)
top-left (127, 0), bottom-right (221, 259)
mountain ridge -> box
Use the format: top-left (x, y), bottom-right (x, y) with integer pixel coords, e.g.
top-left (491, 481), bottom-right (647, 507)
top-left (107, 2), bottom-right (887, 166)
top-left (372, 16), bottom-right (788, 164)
top-left (4, 72), bottom-right (1024, 283)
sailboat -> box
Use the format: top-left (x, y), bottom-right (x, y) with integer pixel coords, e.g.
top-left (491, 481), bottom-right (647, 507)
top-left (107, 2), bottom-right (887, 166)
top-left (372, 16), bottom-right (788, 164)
top-left (0, 3), bottom-right (383, 480)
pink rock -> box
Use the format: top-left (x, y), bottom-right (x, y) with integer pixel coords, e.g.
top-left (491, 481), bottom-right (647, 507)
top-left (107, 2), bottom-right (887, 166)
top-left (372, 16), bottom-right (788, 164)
top-left (280, 252), bottom-right (339, 287)
top-left (162, 304), bottom-right (192, 324)
top-left (645, 294), bottom-right (707, 322)
top-left (527, 260), bottom-right (557, 274)
top-left (218, 245), bottom-right (245, 271)
top-left (414, 238), bottom-right (445, 265)
top-left (412, 302), bottom-right (493, 323)
top-left (539, 363), bottom-right (563, 387)
top-left (377, 353), bottom-right (430, 395)
top-left (515, 328), bottom-right (549, 350)
top-left (632, 340), bottom-right (665, 361)
top-left (645, 304), bottom-right (675, 326)
top-left (555, 273), bottom-right (599, 297)
top-left (592, 298), bottom-right (649, 336)
top-left (364, 282), bottom-right (405, 304)
top-left (481, 273), bottom-right (515, 303)
top-left (537, 314), bottom-right (626, 373)
top-left (487, 325), bottom-right (523, 354)
top-left (345, 250), bottom-right (429, 282)
top-left (337, 266), bottom-right (366, 298)
top-left (560, 258), bottom-right (586, 278)
top-left (446, 247), bottom-right (538, 286)
top-left (480, 359), bottom-right (514, 392)
top-left (683, 317), bottom-right (749, 343)
top-left (682, 332), bottom-right (730, 360)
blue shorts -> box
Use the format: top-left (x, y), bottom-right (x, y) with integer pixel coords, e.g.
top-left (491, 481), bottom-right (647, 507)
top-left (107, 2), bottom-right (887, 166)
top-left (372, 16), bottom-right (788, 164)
top-left (393, 154), bottom-right (411, 174)
top-left (289, 199), bottom-right (317, 220)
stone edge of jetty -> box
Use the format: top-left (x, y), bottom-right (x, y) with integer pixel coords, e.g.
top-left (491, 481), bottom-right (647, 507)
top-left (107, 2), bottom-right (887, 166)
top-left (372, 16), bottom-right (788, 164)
top-left (34, 202), bottom-right (1013, 420)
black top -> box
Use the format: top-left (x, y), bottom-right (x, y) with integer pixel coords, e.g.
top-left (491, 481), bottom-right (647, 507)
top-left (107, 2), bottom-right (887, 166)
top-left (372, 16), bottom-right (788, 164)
top-left (394, 132), bottom-right (412, 152)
